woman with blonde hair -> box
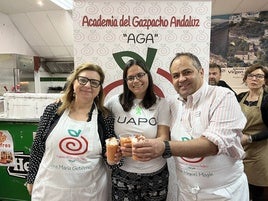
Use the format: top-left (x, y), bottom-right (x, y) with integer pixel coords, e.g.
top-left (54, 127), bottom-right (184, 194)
top-left (26, 63), bottom-right (116, 200)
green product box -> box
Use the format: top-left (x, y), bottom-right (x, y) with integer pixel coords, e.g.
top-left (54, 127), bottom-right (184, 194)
top-left (0, 121), bottom-right (37, 201)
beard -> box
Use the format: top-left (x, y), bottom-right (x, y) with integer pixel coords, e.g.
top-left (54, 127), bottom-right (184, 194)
top-left (209, 78), bottom-right (217, 86)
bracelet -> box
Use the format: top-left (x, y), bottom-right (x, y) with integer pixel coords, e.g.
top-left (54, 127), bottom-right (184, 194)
top-left (247, 135), bottom-right (253, 143)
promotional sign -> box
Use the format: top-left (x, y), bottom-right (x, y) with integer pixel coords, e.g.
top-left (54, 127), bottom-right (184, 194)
top-left (0, 130), bottom-right (15, 166)
top-left (73, 0), bottom-right (212, 101)
top-left (0, 122), bottom-right (37, 201)
top-left (211, 11), bottom-right (268, 93)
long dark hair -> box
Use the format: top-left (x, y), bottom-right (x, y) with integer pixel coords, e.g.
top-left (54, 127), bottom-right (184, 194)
top-left (119, 59), bottom-right (156, 111)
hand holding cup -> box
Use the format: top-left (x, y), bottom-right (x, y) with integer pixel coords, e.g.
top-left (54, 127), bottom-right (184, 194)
top-left (119, 134), bottom-right (133, 157)
top-left (106, 137), bottom-right (120, 165)
top-left (131, 134), bottom-right (145, 160)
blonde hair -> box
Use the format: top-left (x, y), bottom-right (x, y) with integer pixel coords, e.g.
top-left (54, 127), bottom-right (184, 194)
top-left (57, 63), bottom-right (109, 117)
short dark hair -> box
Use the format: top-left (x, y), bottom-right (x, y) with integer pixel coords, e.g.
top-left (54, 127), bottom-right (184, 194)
top-left (169, 52), bottom-right (202, 71)
top-left (243, 64), bottom-right (268, 86)
top-left (209, 63), bottom-right (222, 73)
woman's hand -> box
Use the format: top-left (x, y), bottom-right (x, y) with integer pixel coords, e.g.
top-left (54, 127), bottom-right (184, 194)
top-left (26, 183), bottom-right (33, 195)
top-left (106, 146), bottom-right (122, 165)
top-left (120, 142), bottom-right (133, 157)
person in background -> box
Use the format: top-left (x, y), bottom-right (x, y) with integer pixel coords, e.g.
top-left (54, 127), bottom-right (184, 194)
top-left (105, 59), bottom-right (170, 201)
top-left (237, 64), bottom-right (268, 201)
top-left (132, 52), bottom-right (249, 201)
top-left (209, 63), bottom-right (238, 98)
top-left (26, 63), bottom-right (115, 200)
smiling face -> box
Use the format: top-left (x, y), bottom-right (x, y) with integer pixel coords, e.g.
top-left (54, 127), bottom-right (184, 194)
top-left (73, 70), bottom-right (101, 102)
top-left (170, 55), bottom-right (204, 100)
top-left (126, 65), bottom-right (149, 99)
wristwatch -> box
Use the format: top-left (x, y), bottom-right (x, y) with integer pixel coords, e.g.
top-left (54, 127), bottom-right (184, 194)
top-left (162, 141), bottom-right (172, 158)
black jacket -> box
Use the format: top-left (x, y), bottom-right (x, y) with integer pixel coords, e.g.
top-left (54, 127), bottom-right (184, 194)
top-left (218, 80), bottom-right (238, 100)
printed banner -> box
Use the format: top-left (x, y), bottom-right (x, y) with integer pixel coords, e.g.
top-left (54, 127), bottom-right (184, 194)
top-left (0, 130), bottom-right (15, 166)
top-left (73, 0), bottom-right (212, 101)
top-left (211, 11), bottom-right (268, 94)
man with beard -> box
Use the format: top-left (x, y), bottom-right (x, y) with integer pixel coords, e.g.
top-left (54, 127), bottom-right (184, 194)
top-left (209, 63), bottom-right (238, 99)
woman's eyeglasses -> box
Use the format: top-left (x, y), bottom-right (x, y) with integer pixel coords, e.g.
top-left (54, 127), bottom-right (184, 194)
top-left (126, 72), bottom-right (146, 82)
top-left (247, 74), bottom-right (265, 80)
top-left (77, 76), bottom-right (101, 88)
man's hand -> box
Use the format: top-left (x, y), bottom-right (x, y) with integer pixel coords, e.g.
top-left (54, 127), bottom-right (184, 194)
top-left (132, 139), bottom-right (165, 161)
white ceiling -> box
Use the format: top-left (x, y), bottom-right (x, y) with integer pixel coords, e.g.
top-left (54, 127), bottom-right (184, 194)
top-left (0, 0), bottom-right (268, 58)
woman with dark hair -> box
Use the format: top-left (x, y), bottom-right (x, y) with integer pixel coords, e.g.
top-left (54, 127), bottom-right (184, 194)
top-left (26, 63), bottom-right (116, 200)
top-left (238, 64), bottom-right (268, 201)
top-left (105, 59), bottom-right (170, 201)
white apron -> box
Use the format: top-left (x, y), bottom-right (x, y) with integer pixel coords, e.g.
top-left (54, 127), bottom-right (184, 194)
top-left (31, 108), bottom-right (109, 201)
top-left (171, 100), bottom-right (249, 201)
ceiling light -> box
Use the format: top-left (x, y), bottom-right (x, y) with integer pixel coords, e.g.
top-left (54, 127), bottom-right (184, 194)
top-left (37, 1), bottom-right (44, 7)
top-left (49, 0), bottom-right (73, 10)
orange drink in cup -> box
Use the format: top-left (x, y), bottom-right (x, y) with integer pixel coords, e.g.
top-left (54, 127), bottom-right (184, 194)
top-left (131, 134), bottom-right (145, 160)
top-left (119, 134), bottom-right (133, 157)
top-left (105, 137), bottom-right (119, 165)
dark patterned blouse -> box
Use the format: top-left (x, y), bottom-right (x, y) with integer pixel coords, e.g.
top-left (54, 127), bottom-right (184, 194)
top-left (26, 102), bottom-right (119, 184)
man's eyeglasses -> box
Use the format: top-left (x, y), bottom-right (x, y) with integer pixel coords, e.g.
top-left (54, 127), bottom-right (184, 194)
top-left (126, 72), bottom-right (146, 82)
top-left (247, 74), bottom-right (265, 80)
top-left (77, 76), bottom-right (101, 88)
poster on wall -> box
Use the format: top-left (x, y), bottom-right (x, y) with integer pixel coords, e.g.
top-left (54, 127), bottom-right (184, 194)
top-left (210, 14), bottom-right (245, 93)
top-left (210, 11), bottom-right (268, 93)
top-left (228, 11), bottom-right (268, 67)
top-left (73, 0), bottom-right (211, 101)
top-left (0, 130), bottom-right (15, 167)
